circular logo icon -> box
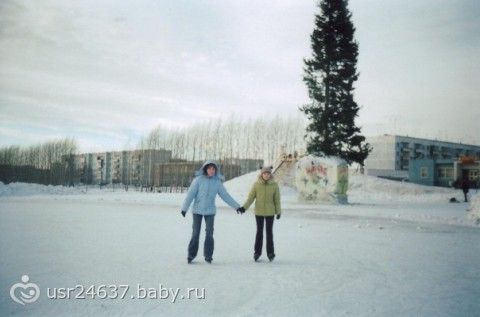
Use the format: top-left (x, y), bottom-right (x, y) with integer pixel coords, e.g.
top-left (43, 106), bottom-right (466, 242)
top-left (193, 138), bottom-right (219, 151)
top-left (10, 275), bottom-right (40, 305)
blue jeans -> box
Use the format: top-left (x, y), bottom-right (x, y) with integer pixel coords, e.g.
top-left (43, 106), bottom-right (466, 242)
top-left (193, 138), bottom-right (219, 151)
top-left (188, 213), bottom-right (215, 259)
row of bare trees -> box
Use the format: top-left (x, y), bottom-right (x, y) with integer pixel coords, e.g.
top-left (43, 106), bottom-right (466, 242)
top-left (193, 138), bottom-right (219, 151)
top-left (0, 116), bottom-right (305, 170)
top-left (138, 115), bottom-right (307, 163)
top-left (0, 138), bottom-right (78, 169)
top-left (0, 138), bottom-right (78, 185)
top-left (0, 116), bottom-right (307, 186)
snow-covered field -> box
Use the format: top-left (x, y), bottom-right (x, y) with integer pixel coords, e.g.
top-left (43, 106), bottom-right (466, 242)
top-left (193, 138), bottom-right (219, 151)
top-left (1, 173), bottom-right (479, 316)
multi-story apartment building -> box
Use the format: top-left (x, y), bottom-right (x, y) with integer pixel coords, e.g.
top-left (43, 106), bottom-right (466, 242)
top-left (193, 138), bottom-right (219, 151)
top-left (364, 135), bottom-right (480, 187)
top-left (69, 149), bottom-right (172, 186)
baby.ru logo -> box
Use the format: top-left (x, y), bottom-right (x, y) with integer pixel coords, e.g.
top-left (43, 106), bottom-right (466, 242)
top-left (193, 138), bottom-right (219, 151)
top-left (9, 275), bottom-right (40, 305)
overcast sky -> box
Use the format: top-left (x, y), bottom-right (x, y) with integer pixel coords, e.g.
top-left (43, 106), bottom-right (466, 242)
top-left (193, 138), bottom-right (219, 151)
top-left (1, 0), bottom-right (479, 152)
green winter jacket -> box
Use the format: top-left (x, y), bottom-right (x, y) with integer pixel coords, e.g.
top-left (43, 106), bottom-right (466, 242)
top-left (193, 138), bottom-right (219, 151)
top-left (243, 177), bottom-right (281, 216)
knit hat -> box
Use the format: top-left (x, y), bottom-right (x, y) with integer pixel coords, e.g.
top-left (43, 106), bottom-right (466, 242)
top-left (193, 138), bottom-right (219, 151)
top-left (260, 166), bottom-right (273, 174)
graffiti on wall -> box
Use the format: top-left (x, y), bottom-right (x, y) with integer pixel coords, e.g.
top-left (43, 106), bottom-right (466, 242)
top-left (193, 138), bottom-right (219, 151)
top-left (295, 155), bottom-right (348, 204)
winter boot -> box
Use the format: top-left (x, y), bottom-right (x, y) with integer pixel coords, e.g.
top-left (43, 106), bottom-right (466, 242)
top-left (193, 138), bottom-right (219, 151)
top-left (205, 257), bottom-right (212, 264)
top-left (254, 253), bottom-right (260, 262)
top-left (267, 253), bottom-right (275, 262)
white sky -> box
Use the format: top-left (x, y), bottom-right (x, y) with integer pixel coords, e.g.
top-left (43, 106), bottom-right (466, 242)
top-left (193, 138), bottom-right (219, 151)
top-left (1, 0), bottom-right (479, 152)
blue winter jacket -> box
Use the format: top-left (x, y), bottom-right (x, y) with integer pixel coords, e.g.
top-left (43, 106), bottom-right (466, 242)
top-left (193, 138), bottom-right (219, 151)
top-left (181, 161), bottom-right (240, 215)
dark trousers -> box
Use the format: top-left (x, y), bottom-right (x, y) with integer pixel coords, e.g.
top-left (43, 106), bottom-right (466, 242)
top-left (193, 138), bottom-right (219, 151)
top-left (254, 216), bottom-right (274, 256)
top-left (463, 189), bottom-right (469, 202)
top-left (188, 214), bottom-right (215, 259)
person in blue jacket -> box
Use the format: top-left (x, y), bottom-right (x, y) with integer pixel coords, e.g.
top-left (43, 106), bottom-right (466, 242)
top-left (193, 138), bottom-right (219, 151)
top-left (181, 161), bottom-right (245, 264)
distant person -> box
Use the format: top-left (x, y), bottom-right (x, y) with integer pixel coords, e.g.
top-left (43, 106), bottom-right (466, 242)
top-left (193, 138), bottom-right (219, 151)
top-left (461, 177), bottom-right (470, 202)
top-left (241, 166), bottom-right (281, 262)
top-left (181, 161), bottom-right (244, 264)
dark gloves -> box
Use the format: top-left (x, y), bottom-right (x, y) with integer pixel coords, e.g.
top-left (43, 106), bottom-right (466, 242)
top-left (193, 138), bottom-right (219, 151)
top-left (276, 214), bottom-right (281, 220)
top-left (236, 207), bottom-right (245, 214)
top-left (181, 210), bottom-right (186, 217)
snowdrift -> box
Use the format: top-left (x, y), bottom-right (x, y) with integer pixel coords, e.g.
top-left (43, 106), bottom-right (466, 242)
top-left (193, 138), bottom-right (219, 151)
top-left (468, 193), bottom-right (480, 225)
top-left (224, 168), bottom-right (460, 205)
top-left (0, 181), bottom-right (82, 197)
top-left (0, 171), bottom-right (463, 205)
top-left (224, 171), bottom-right (298, 204)
top-left (348, 173), bottom-right (459, 203)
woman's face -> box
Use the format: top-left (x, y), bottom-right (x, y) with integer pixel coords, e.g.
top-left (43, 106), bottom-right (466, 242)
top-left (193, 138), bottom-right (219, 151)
top-left (206, 166), bottom-right (216, 177)
top-left (262, 172), bottom-right (271, 181)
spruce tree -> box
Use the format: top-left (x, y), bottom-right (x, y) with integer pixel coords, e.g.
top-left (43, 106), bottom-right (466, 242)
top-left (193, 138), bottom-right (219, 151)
top-left (300, 0), bottom-right (370, 165)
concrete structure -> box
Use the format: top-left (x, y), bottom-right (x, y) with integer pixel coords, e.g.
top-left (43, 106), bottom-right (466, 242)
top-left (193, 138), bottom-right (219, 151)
top-left (365, 135), bottom-right (480, 181)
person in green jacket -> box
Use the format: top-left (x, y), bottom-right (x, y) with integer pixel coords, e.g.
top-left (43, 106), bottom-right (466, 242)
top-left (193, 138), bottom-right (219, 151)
top-left (242, 166), bottom-right (281, 262)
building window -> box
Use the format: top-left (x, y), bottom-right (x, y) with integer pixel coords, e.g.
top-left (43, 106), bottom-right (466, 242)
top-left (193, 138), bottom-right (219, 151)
top-left (438, 167), bottom-right (453, 179)
top-left (469, 170), bottom-right (479, 181)
top-left (446, 167), bottom-right (453, 179)
top-left (438, 167), bottom-right (445, 178)
top-left (420, 167), bottom-right (428, 178)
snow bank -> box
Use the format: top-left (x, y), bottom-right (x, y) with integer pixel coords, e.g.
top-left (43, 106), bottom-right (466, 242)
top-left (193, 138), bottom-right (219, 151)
top-left (348, 173), bottom-right (459, 203)
top-left (0, 181), bottom-right (82, 197)
top-left (1, 174), bottom-right (477, 228)
top-left (0, 171), bottom-right (463, 206)
top-left (0, 181), bottom-right (186, 207)
top-left (224, 171), bottom-right (258, 193)
top-left (224, 170), bottom-right (298, 204)
top-left (468, 193), bottom-right (480, 225)
top-left (225, 166), bottom-right (459, 205)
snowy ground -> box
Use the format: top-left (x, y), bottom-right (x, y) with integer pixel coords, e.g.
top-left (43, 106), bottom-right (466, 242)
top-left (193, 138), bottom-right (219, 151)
top-left (1, 174), bottom-right (479, 316)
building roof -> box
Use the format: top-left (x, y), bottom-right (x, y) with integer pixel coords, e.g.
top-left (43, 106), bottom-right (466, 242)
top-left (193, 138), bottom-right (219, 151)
top-left (369, 134), bottom-right (480, 149)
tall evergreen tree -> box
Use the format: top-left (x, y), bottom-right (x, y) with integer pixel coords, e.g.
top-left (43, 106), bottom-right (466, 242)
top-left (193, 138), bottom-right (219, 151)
top-left (300, 0), bottom-right (370, 165)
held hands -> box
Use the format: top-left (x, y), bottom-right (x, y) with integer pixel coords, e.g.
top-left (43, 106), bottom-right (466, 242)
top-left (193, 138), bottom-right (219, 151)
top-left (236, 207), bottom-right (245, 214)
top-left (181, 210), bottom-right (186, 217)
top-left (276, 214), bottom-right (281, 220)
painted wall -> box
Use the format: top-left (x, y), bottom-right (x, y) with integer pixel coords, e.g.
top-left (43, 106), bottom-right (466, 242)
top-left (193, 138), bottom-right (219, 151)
top-left (409, 158), bottom-right (455, 187)
top-left (408, 159), bottom-right (435, 186)
top-left (295, 155), bottom-right (348, 204)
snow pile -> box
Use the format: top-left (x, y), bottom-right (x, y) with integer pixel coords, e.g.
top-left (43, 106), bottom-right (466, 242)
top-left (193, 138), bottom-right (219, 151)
top-left (0, 181), bottom-right (83, 197)
top-left (348, 173), bottom-right (458, 203)
top-left (225, 164), bottom-right (459, 205)
top-left (1, 173), bottom-right (478, 228)
top-left (468, 193), bottom-right (480, 225)
top-left (224, 170), bottom-right (258, 193)
top-left (224, 170), bottom-right (298, 204)
top-left (0, 171), bottom-right (462, 206)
